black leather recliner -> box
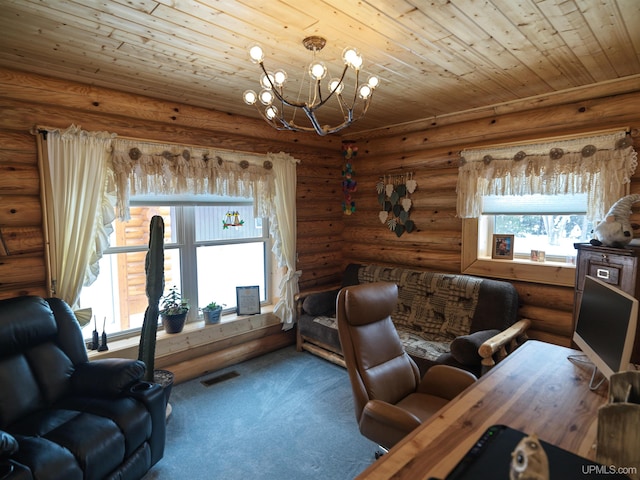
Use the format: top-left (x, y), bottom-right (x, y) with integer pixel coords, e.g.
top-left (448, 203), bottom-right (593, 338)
top-left (0, 296), bottom-right (166, 480)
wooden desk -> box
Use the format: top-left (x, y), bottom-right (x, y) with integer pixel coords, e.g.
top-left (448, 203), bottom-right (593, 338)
top-left (357, 340), bottom-right (608, 480)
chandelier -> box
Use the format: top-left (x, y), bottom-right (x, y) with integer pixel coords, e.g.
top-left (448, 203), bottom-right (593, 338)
top-left (242, 36), bottom-right (379, 136)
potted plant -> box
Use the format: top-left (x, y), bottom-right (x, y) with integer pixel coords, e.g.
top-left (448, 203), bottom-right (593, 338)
top-left (160, 285), bottom-right (189, 334)
top-left (202, 301), bottom-right (225, 324)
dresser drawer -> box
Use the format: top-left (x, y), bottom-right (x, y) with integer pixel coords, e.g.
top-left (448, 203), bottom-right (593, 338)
top-left (587, 263), bottom-right (620, 286)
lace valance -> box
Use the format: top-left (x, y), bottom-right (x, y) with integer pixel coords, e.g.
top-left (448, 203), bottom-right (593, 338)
top-left (457, 131), bottom-right (638, 220)
top-left (111, 138), bottom-right (279, 220)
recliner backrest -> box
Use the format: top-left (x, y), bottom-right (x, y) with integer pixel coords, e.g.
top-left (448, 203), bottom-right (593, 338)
top-left (0, 296), bottom-right (85, 428)
top-left (337, 282), bottom-right (420, 421)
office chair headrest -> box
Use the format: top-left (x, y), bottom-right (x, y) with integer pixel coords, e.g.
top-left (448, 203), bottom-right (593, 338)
top-left (344, 282), bottom-right (397, 326)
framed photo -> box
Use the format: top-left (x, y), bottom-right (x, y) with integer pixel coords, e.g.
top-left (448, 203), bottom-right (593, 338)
top-left (236, 286), bottom-right (261, 315)
top-left (492, 234), bottom-right (514, 260)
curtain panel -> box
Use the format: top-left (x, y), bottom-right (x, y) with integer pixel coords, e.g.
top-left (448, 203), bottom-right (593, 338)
top-left (457, 131), bottom-right (638, 221)
top-left (37, 125), bottom-right (116, 311)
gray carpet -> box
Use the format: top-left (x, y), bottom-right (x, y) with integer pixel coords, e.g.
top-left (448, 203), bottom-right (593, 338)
top-left (142, 346), bottom-right (378, 480)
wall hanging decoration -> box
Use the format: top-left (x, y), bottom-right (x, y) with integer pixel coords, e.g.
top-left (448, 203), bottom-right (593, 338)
top-left (342, 142), bottom-right (358, 215)
top-left (376, 173), bottom-right (417, 237)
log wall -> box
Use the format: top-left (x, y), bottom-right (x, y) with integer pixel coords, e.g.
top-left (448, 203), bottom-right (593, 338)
top-left (339, 88), bottom-right (640, 346)
top-left (2, 66), bottom-right (640, 354)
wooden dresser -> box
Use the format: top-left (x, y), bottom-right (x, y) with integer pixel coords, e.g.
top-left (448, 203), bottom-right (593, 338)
top-left (573, 242), bottom-right (640, 364)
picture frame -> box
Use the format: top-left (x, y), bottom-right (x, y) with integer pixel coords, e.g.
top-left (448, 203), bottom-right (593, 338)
top-left (492, 234), bottom-right (514, 260)
top-left (236, 286), bottom-right (261, 315)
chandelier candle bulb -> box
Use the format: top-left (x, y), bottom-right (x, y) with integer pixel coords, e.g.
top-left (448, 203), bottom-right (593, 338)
top-left (242, 36), bottom-right (379, 135)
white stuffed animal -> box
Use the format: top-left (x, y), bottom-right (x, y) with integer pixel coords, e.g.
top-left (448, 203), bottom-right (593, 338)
top-left (591, 194), bottom-right (640, 248)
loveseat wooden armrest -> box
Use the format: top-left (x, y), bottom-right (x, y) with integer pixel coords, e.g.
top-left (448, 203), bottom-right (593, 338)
top-left (478, 319), bottom-right (531, 373)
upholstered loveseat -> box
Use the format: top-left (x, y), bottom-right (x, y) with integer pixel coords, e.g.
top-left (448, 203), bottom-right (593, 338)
top-left (295, 264), bottom-right (529, 376)
top-left (0, 296), bottom-right (166, 480)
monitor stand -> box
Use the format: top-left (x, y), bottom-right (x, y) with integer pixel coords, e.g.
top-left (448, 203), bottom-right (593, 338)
top-left (567, 354), bottom-right (606, 390)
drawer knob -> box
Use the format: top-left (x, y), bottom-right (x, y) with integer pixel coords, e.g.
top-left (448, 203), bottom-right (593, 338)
top-left (602, 254), bottom-right (608, 261)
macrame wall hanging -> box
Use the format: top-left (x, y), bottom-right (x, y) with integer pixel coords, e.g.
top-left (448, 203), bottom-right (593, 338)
top-left (342, 142), bottom-right (358, 215)
top-left (376, 173), bottom-right (417, 237)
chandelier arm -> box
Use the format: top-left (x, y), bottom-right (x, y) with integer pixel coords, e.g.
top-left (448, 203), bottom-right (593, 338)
top-left (308, 64), bottom-right (350, 113)
top-left (258, 62), bottom-right (306, 109)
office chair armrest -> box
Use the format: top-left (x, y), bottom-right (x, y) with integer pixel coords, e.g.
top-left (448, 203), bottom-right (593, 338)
top-left (361, 399), bottom-right (422, 432)
top-left (418, 365), bottom-right (477, 400)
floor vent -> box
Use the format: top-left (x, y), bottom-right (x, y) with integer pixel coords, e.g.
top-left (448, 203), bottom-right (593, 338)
top-left (200, 371), bottom-right (240, 387)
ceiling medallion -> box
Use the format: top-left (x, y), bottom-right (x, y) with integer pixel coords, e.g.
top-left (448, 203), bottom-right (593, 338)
top-left (242, 36), bottom-right (379, 136)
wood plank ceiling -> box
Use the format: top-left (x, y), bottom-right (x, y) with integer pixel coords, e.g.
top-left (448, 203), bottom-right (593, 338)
top-left (0, 0), bottom-right (638, 135)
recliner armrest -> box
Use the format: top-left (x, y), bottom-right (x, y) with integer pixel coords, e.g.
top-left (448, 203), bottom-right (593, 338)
top-left (71, 358), bottom-right (146, 397)
top-left (478, 319), bottom-right (531, 372)
top-left (0, 431), bottom-right (18, 458)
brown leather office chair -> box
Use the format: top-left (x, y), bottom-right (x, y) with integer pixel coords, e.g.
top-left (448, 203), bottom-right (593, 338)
top-left (337, 281), bottom-right (477, 452)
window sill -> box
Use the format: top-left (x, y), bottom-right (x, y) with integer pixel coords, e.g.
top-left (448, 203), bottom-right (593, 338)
top-left (462, 219), bottom-right (576, 287)
top-left (87, 304), bottom-right (279, 362)
top-left (462, 257), bottom-right (575, 287)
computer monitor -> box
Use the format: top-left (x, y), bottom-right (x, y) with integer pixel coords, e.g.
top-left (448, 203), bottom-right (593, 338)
top-left (572, 275), bottom-right (638, 386)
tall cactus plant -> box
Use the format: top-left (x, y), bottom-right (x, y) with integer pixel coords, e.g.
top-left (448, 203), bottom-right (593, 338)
top-left (138, 215), bottom-right (165, 382)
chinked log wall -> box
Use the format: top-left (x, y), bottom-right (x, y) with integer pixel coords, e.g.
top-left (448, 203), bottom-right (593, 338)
top-left (0, 67), bottom-right (340, 382)
top-left (340, 81), bottom-right (640, 347)
top-left (2, 66), bottom-right (640, 355)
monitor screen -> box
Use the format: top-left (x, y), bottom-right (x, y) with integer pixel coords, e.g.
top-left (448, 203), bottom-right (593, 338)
top-left (573, 275), bottom-right (638, 379)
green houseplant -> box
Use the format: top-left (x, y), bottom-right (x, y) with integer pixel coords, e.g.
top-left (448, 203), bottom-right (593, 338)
top-left (202, 301), bottom-right (225, 324)
top-left (160, 285), bottom-right (189, 333)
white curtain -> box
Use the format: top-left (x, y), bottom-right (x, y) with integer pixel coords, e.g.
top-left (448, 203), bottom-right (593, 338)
top-left (38, 125), bottom-right (116, 309)
top-left (457, 131), bottom-right (638, 220)
top-left (270, 152), bottom-right (301, 330)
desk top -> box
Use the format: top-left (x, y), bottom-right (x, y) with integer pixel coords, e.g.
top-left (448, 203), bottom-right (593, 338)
top-left (356, 340), bottom-right (608, 480)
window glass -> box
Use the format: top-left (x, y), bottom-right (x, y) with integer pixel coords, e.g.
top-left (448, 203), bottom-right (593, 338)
top-left (79, 199), bottom-right (269, 340)
top-left (479, 194), bottom-right (594, 263)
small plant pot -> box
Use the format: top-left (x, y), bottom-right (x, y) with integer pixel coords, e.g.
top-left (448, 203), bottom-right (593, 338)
top-left (154, 369), bottom-right (175, 407)
top-left (161, 312), bottom-right (187, 334)
top-left (203, 307), bottom-right (223, 324)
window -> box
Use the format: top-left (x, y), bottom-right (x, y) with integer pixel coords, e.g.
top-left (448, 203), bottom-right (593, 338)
top-left (478, 194), bottom-right (595, 263)
top-left (79, 195), bottom-right (270, 340)
top-left (458, 130), bottom-right (636, 286)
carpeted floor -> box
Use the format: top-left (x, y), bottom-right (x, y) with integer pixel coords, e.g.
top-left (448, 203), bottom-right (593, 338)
top-left (142, 346), bottom-right (378, 480)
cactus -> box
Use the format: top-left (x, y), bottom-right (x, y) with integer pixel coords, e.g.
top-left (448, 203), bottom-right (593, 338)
top-left (138, 215), bottom-right (165, 382)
